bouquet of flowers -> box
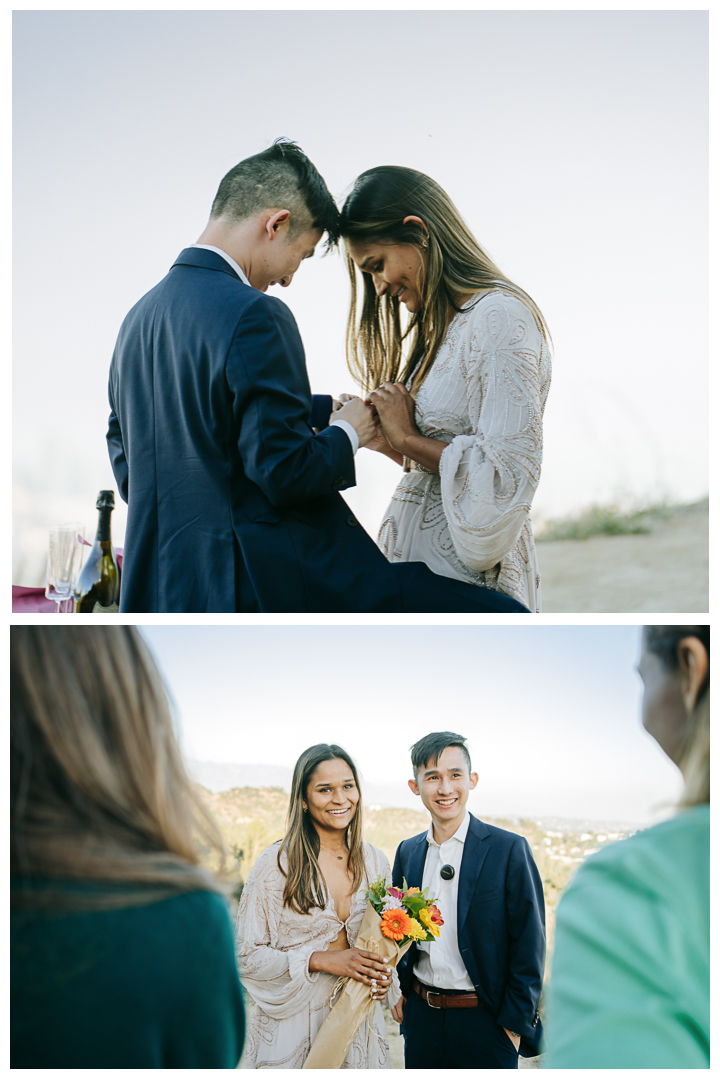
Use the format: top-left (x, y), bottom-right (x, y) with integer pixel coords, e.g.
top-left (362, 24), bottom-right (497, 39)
top-left (302, 878), bottom-right (443, 1070)
top-left (365, 876), bottom-right (444, 947)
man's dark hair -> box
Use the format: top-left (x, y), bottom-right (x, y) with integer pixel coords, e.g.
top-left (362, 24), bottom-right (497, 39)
top-left (410, 731), bottom-right (472, 778)
top-left (210, 138), bottom-right (339, 245)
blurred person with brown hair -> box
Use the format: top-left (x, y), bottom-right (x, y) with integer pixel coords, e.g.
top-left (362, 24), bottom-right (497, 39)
top-left (545, 625), bottom-right (709, 1068)
top-left (234, 743), bottom-right (400, 1068)
top-left (10, 626), bottom-right (245, 1068)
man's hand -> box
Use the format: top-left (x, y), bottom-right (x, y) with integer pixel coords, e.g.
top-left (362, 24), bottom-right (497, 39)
top-left (330, 397), bottom-right (380, 449)
top-left (503, 1029), bottom-right (521, 1052)
top-left (335, 394), bottom-right (404, 462)
top-left (391, 995), bottom-right (406, 1024)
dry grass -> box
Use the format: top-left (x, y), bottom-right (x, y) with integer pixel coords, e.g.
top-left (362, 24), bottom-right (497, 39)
top-left (534, 500), bottom-right (682, 542)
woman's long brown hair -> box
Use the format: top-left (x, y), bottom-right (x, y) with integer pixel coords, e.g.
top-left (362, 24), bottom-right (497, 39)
top-left (11, 626), bottom-right (225, 910)
top-left (278, 744), bottom-right (367, 915)
top-left (339, 165), bottom-right (551, 395)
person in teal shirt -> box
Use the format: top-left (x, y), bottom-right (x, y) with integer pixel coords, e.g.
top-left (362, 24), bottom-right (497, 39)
top-left (11, 626), bottom-right (245, 1068)
top-left (545, 625), bottom-right (709, 1068)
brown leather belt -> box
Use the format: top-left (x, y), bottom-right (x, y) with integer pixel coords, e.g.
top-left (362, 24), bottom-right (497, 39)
top-left (413, 978), bottom-right (480, 1010)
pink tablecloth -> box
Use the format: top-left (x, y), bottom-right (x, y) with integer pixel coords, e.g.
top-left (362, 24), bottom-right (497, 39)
top-left (12, 551), bottom-right (123, 613)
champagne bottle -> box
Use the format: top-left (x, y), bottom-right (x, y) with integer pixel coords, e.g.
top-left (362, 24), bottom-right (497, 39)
top-left (73, 490), bottom-right (121, 612)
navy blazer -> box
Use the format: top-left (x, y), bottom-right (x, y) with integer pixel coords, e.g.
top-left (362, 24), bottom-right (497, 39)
top-left (392, 813), bottom-right (545, 1056)
top-left (107, 248), bottom-right (530, 613)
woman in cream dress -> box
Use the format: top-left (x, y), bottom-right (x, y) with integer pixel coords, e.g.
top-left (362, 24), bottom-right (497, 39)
top-left (339, 167), bottom-right (552, 612)
top-left (235, 744), bottom-right (399, 1068)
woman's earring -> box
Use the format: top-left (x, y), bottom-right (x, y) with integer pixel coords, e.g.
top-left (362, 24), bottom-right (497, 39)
top-left (303, 805), bottom-right (308, 813)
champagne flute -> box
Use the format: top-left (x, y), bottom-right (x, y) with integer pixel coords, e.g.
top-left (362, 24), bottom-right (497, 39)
top-left (46, 523), bottom-right (84, 613)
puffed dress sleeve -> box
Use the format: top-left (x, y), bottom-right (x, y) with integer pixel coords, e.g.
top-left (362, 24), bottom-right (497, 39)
top-left (438, 294), bottom-right (549, 573)
top-left (234, 845), bottom-right (324, 1020)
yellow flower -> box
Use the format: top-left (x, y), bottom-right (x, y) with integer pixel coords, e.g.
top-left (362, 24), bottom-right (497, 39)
top-left (405, 887), bottom-right (420, 895)
top-left (418, 908), bottom-right (433, 927)
top-left (407, 918), bottom-right (426, 941)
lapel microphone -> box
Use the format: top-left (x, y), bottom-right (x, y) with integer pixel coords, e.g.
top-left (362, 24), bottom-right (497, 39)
top-left (440, 864), bottom-right (455, 880)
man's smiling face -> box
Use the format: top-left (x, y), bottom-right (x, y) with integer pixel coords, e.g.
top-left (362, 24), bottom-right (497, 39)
top-left (409, 745), bottom-right (478, 829)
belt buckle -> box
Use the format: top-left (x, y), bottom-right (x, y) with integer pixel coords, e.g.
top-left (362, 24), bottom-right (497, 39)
top-left (426, 990), bottom-right (442, 1009)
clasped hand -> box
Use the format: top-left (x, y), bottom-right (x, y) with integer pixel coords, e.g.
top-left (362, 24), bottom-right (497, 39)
top-left (366, 383), bottom-right (419, 455)
top-left (329, 396), bottom-right (380, 449)
top-left (333, 386), bottom-right (418, 457)
top-left (309, 947), bottom-right (392, 1001)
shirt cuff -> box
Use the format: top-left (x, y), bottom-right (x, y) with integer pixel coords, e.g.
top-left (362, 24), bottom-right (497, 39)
top-left (329, 417), bottom-right (359, 456)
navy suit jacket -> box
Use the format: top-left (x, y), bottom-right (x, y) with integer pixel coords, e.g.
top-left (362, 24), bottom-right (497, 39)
top-left (392, 813), bottom-right (545, 1056)
top-left (107, 248), bottom-right (530, 613)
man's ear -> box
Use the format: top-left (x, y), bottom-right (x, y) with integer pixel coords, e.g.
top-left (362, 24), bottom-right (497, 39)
top-left (265, 209), bottom-right (290, 239)
top-left (408, 778), bottom-right (420, 796)
top-left (469, 772), bottom-right (479, 791)
top-left (678, 636), bottom-right (709, 714)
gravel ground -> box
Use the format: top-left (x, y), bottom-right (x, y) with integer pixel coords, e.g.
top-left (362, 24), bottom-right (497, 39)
top-left (536, 501), bottom-right (708, 613)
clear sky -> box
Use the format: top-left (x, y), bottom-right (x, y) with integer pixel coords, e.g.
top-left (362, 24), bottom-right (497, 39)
top-left (139, 624), bottom-right (682, 825)
top-left (12, 10), bottom-right (708, 583)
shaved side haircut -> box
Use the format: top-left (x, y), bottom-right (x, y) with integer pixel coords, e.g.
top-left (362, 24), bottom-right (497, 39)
top-left (410, 731), bottom-right (472, 778)
top-left (210, 138), bottom-right (340, 244)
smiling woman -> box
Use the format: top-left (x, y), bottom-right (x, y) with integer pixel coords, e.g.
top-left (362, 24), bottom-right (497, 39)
top-left (338, 166), bottom-right (552, 612)
top-left (234, 744), bottom-right (401, 1068)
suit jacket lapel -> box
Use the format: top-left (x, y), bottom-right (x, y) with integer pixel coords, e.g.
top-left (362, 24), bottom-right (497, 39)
top-left (457, 814), bottom-right (491, 933)
top-left (405, 832), bottom-right (429, 891)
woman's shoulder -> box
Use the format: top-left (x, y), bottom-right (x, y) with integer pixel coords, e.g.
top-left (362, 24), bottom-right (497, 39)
top-left (246, 841), bottom-right (286, 885)
top-left (362, 842), bottom-right (390, 877)
top-left (146, 889), bottom-right (236, 948)
top-left (464, 289), bottom-right (543, 339)
top-left (562, 807), bottom-right (709, 915)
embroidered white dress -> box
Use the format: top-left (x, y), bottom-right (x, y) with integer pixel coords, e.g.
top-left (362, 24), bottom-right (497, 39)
top-left (235, 841), bottom-right (400, 1069)
top-left (378, 291), bottom-right (552, 612)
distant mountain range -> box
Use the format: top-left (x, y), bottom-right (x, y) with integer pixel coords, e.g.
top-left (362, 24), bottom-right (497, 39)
top-left (186, 760), bottom-right (293, 793)
top-left (185, 760), bottom-right (646, 833)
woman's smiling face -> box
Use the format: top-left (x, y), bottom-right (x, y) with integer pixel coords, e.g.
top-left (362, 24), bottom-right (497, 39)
top-left (304, 758), bottom-right (359, 834)
top-left (347, 239), bottom-right (427, 314)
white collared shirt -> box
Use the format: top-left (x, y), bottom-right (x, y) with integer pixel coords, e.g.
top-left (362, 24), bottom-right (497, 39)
top-left (413, 810), bottom-right (475, 990)
top-left (189, 244), bottom-right (357, 455)
top-left (190, 243), bottom-right (252, 287)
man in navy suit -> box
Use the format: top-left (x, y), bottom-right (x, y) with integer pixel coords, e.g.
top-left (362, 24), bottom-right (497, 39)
top-left (107, 140), bottom-right (530, 612)
top-left (392, 732), bottom-right (545, 1068)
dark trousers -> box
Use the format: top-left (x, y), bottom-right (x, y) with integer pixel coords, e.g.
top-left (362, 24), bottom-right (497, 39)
top-left (402, 985), bottom-right (519, 1069)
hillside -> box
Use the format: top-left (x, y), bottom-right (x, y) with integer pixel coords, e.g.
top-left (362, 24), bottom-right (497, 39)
top-left (197, 783), bottom-right (636, 943)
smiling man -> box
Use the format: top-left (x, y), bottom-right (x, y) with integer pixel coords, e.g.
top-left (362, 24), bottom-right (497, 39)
top-left (107, 140), bottom-right (540, 613)
top-left (106, 139), bottom-right (379, 612)
top-left (391, 731), bottom-right (546, 1069)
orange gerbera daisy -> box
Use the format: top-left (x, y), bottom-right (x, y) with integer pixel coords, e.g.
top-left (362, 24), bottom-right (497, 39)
top-left (381, 908), bottom-right (412, 941)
